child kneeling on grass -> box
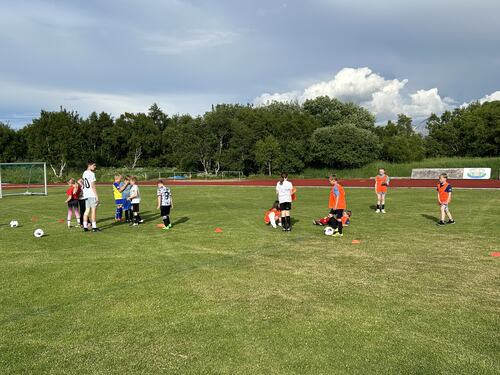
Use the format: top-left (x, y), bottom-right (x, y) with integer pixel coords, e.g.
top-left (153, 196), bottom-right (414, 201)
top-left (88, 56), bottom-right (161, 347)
top-left (157, 179), bottom-right (173, 230)
top-left (313, 210), bottom-right (352, 227)
top-left (127, 176), bottom-right (143, 226)
top-left (264, 200), bottom-right (281, 229)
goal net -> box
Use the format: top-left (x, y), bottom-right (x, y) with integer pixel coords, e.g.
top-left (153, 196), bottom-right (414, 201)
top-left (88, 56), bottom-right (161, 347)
top-left (0, 162), bottom-right (48, 198)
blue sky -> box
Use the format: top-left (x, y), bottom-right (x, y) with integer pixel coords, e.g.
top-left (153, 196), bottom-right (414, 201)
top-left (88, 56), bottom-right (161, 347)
top-left (1, 0), bottom-right (499, 128)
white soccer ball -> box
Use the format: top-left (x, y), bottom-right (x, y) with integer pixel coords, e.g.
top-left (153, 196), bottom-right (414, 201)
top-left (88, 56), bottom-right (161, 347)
top-left (33, 228), bottom-right (44, 238)
top-left (10, 220), bottom-right (19, 228)
top-left (324, 226), bottom-right (334, 236)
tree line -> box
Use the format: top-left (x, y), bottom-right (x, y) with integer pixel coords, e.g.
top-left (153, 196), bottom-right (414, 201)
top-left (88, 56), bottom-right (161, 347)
top-left (0, 97), bottom-right (499, 178)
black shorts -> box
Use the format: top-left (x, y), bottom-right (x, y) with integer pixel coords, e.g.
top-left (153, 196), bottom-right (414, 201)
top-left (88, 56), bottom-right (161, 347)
top-left (132, 203), bottom-right (140, 213)
top-left (160, 205), bottom-right (171, 216)
top-left (329, 209), bottom-right (344, 219)
top-left (68, 199), bottom-right (78, 208)
top-left (279, 202), bottom-right (292, 211)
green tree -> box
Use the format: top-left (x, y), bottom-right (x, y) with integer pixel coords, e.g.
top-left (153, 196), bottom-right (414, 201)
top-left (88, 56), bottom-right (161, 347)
top-left (255, 135), bottom-right (280, 175)
top-left (378, 114), bottom-right (426, 162)
top-left (303, 96), bottom-right (375, 130)
top-left (23, 109), bottom-right (80, 178)
top-left (310, 124), bottom-right (381, 168)
top-left (0, 123), bottom-right (26, 162)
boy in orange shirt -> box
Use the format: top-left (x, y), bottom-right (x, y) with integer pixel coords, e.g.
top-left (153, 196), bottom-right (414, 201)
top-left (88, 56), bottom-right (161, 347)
top-left (328, 175), bottom-right (347, 237)
top-left (437, 173), bottom-right (455, 226)
top-left (374, 168), bottom-right (390, 213)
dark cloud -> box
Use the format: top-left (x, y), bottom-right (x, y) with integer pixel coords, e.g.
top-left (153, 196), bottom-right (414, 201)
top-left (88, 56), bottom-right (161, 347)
top-left (0, 0), bottom-right (499, 127)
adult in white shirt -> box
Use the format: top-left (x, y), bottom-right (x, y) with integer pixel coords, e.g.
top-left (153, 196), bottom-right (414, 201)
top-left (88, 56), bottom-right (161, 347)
top-left (82, 160), bottom-right (100, 232)
top-left (276, 172), bottom-right (293, 232)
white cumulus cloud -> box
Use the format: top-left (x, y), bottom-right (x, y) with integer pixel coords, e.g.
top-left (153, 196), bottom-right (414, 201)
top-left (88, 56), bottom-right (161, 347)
top-left (253, 67), bottom-right (454, 122)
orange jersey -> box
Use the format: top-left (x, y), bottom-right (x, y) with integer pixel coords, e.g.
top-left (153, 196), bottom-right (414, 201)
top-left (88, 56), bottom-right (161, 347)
top-left (375, 174), bottom-right (389, 193)
top-left (328, 184), bottom-right (346, 210)
top-left (437, 182), bottom-right (452, 203)
top-left (264, 208), bottom-right (281, 224)
top-left (341, 215), bottom-right (350, 225)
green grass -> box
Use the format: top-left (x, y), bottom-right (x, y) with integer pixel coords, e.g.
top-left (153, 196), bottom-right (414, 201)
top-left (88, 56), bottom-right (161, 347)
top-left (296, 157), bottom-right (500, 179)
top-left (0, 186), bottom-right (499, 374)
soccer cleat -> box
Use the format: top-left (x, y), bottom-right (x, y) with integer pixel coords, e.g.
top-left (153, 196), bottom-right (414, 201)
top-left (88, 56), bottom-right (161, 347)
top-left (139, 219), bottom-right (144, 224)
top-left (332, 232), bottom-right (343, 237)
top-left (375, 209), bottom-right (380, 213)
top-left (83, 228), bottom-right (89, 232)
top-left (162, 226), bottom-right (170, 230)
top-left (92, 228), bottom-right (101, 232)
top-left (133, 223), bottom-right (138, 226)
top-left (446, 220), bottom-right (455, 225)
top-left (437, 221), bottom-right (445, 226)
top-left (381, 209), bottom-right (386, 213)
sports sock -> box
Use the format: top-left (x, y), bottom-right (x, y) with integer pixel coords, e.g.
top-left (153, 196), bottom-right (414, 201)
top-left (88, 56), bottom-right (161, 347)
top-left (282, 216), bottom-right (287, 229)
top-left (338, 221), bottom-right (343, 234)
top-left (83, 221), bottom-right (88, 229)
top-left (163, 215), bottom-right (170, 226)
top-left (117, 207), bottom-right (123, 219)
top-left (133, 213), bottom-right (138, 224)
top-left (92, 221), bottom-right (97, 229)
top-left (67, 220), bottom-right (71, 228)
top-left (376, 204), bottom-right (380, 210)
top-left (287, 216), bottom-right (291, 229)
top-left (125, 210), bottom-right (129, 221)
top-left (381, 204), bottom-right (385, 210)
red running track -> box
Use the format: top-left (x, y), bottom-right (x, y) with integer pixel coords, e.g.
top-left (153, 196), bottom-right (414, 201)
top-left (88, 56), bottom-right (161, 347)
top-left (3, 179), bottom-right (500, 189)
top-left (161, 178), bottom-right (500, 188)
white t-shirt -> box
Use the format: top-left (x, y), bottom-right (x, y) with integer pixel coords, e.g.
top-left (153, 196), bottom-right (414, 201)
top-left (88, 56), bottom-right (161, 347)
top-left (130, 185), bottom-right (141, 204)
top-left (276, 180), bottom-right (293, 203)
top-left (82, 170), bottom-right (96, 199)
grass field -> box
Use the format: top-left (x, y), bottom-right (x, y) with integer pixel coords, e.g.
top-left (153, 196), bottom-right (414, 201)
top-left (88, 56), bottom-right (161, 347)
top-left (0, 186), bottom-right (499, 374)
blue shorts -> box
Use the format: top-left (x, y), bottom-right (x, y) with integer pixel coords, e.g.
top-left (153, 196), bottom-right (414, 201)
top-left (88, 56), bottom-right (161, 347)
top-left (123, 199), bottom-right (131, 210)
top-left (115, 199), bottom-right (124, 206)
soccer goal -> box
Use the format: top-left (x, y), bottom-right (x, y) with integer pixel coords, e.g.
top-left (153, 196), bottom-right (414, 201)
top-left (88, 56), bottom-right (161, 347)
top-left (0, 162), bottom-right (48, 198)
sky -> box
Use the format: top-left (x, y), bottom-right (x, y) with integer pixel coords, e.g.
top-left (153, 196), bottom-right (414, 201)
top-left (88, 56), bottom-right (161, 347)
top-left (1, 0), bottom-right (499, 128)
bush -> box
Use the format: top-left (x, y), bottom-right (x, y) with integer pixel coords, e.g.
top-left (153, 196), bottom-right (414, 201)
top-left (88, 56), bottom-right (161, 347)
top-left (310, 124), bottom-right (381, 168)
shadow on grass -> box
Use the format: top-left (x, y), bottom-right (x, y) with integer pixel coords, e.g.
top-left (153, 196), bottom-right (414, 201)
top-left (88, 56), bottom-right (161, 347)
top-left (172, 216), bottom-right (189, 226)
top-left (369, 205), bottom-right (377, 210)
top-left (421, 214), bottom-right (440, 223)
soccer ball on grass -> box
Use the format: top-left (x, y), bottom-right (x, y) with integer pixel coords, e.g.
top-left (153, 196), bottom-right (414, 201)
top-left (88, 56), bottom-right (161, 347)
top-left (33, 229), bottom-right (44, 238)
top-left (10, 220), bottom-right (19, 228)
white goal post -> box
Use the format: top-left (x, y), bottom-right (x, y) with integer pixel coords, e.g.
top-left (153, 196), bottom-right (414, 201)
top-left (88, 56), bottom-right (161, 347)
top-left (0, 162), bottom-right (48, 198)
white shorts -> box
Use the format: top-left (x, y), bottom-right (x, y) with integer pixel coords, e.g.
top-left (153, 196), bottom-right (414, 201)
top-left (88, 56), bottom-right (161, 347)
top-left (85, 197), bottom-right (98, 209)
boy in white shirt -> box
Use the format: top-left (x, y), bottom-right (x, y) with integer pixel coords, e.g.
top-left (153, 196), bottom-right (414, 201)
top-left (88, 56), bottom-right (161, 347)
top-left (127, 176), bottom-right (143, 226)
top-left (82, 160), bottom-right (100, 232)
top-left (276, 172), bottom-right (294, 232)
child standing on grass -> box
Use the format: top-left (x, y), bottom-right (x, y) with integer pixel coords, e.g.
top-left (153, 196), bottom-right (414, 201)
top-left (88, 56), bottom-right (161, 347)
top-left (127, 176), bottom-right (143, 226)
top-left (437, 173), bottom-right (455, 226)
top-left (276, 173), bottom-right (293, 232)
top-left (375, 168), bottom-right (390, 213)
top-left (122, 176), bottom-right (132, 223)
top-left (328, 175), bottom-right (347, 237)
top-left (156, 179), bottom-right (173, 230)
top-left (77, 177), bottom-right (86, 227)
top-left (112, 174), bottom-right (125, 222)
top-left (64, 178), bottom-right (80, 228)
